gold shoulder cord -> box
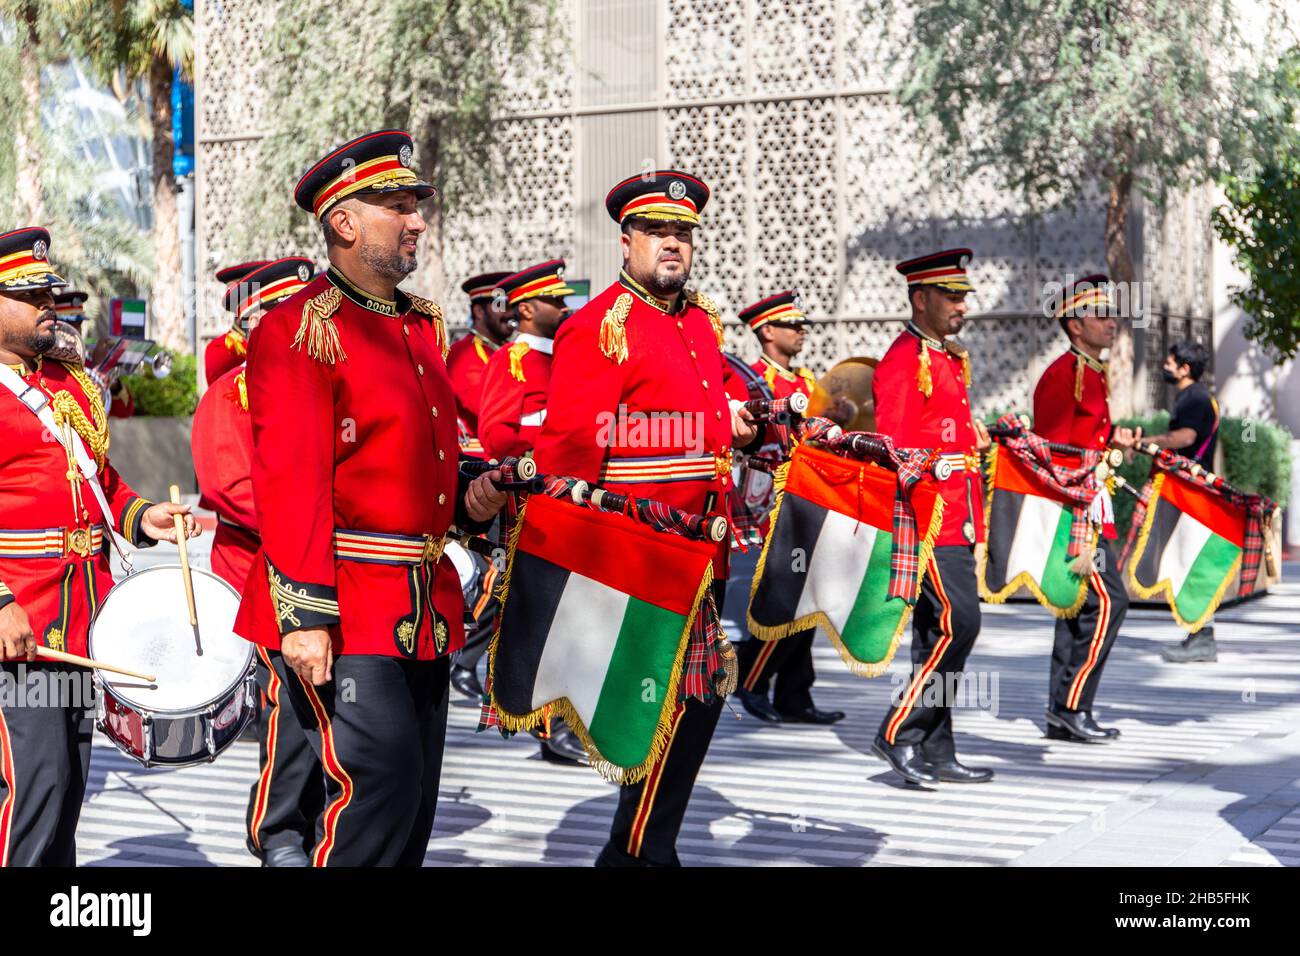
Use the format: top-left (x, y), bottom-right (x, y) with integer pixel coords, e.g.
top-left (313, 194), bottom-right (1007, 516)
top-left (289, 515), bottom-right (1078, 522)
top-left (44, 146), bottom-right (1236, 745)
top-left (685, 288), bottom-right (725, 347)
top-left (408, 294), bottom-right (448, 360)
top-left (52, 362), bottom-right (111, 472)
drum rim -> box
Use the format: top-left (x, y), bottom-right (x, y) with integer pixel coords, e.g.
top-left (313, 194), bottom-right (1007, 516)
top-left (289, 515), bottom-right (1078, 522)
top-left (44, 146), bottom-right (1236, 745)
top-left (88, 564), bottom-right (255, 716)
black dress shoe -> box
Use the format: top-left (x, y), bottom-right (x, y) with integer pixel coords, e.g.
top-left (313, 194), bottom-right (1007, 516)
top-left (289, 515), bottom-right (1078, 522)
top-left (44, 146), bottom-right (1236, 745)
top-left (777, 705), bottom-right (846, 725)
top-left (540, 723), bottom-right (590, 765)
top-left (263, 846), bottom-right (310, 867)
top-left (734, 688), bottom-right (783, 724)
top-left (871, 736), bottom-right (939, 785)
top-left (450, 664), bottom-right (484, 700)
top-left (1083, 711), bottom-right (1120, 738)
top-left (1045, 706), bottom-right (1110, 743)
top-left (926, 757), bottom-right (994, 783)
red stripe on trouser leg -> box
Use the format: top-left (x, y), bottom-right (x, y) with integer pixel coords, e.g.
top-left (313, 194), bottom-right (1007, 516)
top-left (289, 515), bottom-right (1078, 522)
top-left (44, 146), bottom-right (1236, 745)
top-left (0, 708), bottom-right (14, 868)
top-left (247, 646), bottom-right (281, 852)
top-left (297, 679), bottom-right (354, 868)
top-left (884, 556), bottom-right (954, 744)
top-left (626, 703), bottom-right (685, 858)
top-left (1067, 569), bottom-right (1111, 711)
top-left (743, 640), bottom-right (778, 692)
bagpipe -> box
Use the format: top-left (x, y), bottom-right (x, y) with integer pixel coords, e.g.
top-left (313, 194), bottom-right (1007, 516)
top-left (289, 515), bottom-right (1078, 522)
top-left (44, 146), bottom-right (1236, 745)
top-left (457, 454), bottom-right (729, 784)
top-left (981, 414), bottom-right (1279, 631)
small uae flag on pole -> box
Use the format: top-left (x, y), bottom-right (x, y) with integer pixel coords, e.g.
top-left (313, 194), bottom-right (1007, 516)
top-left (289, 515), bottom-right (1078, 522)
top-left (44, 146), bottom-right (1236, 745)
top-left (979, 445), bottom-right (1092, 616)
top-left (1125, 470), bottom-right (1246, 632)
top-left (489, 493), bottom-right (716, 783)
top-left (747, 444), bottom-right (943, 677)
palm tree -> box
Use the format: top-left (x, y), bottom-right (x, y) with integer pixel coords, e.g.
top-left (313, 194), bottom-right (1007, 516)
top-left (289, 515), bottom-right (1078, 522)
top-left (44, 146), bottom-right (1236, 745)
top-left (67, 0), bottom-right (192, 350)
top-left (1, 1), bottom-right (54, 224)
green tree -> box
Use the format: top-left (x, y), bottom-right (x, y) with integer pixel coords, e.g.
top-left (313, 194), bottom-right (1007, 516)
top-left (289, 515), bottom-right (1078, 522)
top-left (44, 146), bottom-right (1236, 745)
top-left (1211, 51), bottom-right (1300, 362)
top-left (238, 0), bottom-right (560, 298)
top-left (65, 0), bottom-right (193, 351)
top-left (866, 0), bottom-right (1299, 416)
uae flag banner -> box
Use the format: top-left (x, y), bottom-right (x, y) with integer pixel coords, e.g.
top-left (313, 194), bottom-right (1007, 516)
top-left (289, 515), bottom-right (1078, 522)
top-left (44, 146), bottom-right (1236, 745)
top-left (747, 443), bottom-right (943, 677)
top-left (979, 445), bottom-right (1092, 616)
top-left (489, 492), bottom-right (715, 783)
top-left (1125, 469), bottom-right (1246, 632)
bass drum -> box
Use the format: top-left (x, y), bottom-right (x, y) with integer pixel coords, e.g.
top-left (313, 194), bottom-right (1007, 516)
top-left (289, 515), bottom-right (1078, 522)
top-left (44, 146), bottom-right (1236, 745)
top-left (89, 566), bottom-right (256, 768)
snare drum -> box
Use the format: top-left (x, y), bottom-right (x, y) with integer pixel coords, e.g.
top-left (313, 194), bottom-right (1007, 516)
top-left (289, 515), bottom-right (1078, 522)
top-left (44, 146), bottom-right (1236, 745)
top-left (88, 566), bottom-right (256, 768)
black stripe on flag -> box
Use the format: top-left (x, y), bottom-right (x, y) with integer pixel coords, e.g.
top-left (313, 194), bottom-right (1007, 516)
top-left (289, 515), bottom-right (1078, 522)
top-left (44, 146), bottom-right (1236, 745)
top-left (749, 492), bottom-right (829, 628)
top-left (1133, 493), bottom-right (1180, 589)
top-left (984, 483), bottom-right (1026, 591)
top-left (493, 549), bottom-right (570, 715)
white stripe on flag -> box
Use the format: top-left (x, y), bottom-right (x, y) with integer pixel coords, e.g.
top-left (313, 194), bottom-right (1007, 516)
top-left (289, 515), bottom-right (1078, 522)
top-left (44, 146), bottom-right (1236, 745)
top-left (1004, 493), bottom-right (1063, 583)
top-left (531, 571), bottom-right (630, 723)
top-left (793, 508), bottom-right (877, 633)
top-left (1155, 512), bottom-right (1213, 596)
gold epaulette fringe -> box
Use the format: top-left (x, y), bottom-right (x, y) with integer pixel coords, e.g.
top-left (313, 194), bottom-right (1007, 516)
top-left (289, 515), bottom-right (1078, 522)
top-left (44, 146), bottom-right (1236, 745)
top-left (224, 329), bottom-right (247, 357)
top-left (916, 342), bottom-right (933, 398)
top-left (293, 287), bottom-right (346, 365)
top-left (946, 339), bottom-right (972, 386)
top-left (233, 369), bottom-right (249, 412)
top-left (685, 288), bottom-right (725, 347)
top-left (473, 338), bottom-right (490, 364)
top-left (408, 294), bottom-right (448, 360)
top-left (599, 293), bottom-right (633, 364)
top-left (1073, 352), bottom-right (1085, 401)
top-left (508, 341), bottom-right (531, 382)
top-left (797, 367), bottom-right (817, 389)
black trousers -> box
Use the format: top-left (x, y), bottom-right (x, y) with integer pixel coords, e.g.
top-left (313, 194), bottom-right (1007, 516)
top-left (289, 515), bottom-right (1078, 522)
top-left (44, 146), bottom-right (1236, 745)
top-left (269, 651), bottom-right (450, 867)
top-left (736, 629), bottom-right (815, 715)
top-left (1049, 539), bottom-right (1129, 712)
top-left (246, 648), bottom-right (326, 859)
top-left (0, 663), bottom-right (93, 867)
top-left (879, 545), bottom-right (982, 762)
top-left (597, 581), bottom-right (727, 867)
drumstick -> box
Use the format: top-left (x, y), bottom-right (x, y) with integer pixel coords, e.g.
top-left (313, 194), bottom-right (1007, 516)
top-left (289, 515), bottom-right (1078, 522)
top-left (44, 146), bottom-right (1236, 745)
top-left (169, 484), bottom-right (202, 655)
top-left (36, 646), bottom-right (156, 683)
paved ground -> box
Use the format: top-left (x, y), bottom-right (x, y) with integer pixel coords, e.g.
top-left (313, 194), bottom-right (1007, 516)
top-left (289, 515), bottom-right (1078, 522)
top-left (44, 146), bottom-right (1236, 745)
top-left (79, 545), bottom-right (1300, 866)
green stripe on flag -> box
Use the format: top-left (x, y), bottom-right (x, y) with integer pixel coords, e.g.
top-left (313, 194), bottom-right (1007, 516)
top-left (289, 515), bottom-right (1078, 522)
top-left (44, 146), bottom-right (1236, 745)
top-left (1039, 507), bottom-right (1083, 609)
top-left (589, 596), bottom-right (688, 768)
top-left (1173, 532), bottom-right (1242, 625)
top-left (839, 529), bottom-right (906, 664)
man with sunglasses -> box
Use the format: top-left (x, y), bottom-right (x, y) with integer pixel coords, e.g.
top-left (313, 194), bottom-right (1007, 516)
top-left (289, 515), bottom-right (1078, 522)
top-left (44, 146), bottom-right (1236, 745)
top-left (731, 291), bottom-right (845, 726)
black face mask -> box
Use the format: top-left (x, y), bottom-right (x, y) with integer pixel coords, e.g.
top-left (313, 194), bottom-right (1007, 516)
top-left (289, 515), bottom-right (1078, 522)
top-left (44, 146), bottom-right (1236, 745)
top-left (1161, 369), bottom-right (1181, 385)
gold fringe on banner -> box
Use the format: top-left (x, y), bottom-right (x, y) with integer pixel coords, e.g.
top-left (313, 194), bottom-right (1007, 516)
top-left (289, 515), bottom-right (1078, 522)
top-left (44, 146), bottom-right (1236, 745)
top-left (485, 499), bottom-right (715, 784)
top-left (293, 287), bottom-right (347, 365)
top-left (599, 292), bottom-right (633, 364)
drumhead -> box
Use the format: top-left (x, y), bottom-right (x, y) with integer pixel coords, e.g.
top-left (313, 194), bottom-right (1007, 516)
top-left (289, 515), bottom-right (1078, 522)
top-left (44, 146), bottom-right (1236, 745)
top-left (89, 566), bottom-right (252, 715)
top-left (445, 540), bottom-right (476, 591)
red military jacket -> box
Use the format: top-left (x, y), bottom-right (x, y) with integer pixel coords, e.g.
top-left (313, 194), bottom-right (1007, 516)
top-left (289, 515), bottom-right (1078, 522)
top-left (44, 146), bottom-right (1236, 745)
top-left (753, 355), bottom-right (815, 401)
top-left (533, 271), bottom-right (740, 576)
top-left (191, 363), bottom-right (259, 592)
top-left (204, 329), bottom-right (247, 386)
top-left (873, 323), bottom-right (985, 547)
top-left (233, 267), bottom-right (470, 660)
top-left (478, 333), bottom-right (553, 460)
top-left (446, 331), bottom-right (498, 440)
top-left (0, 359), bottom-right (154, 657)
top-left (1032, 348), bottom-right (1112, 450)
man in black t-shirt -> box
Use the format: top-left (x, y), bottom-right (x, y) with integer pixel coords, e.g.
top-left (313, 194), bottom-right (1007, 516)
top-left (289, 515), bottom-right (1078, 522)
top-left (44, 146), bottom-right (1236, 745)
top-left (1135, 341), bottom-right (1221, 662)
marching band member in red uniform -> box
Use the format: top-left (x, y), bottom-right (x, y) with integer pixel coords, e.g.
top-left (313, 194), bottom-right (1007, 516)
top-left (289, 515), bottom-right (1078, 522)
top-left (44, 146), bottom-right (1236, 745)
top-left (233, 131), bottom-right (506, 866)
top-left (447, 271), bottom-right (512, 456)
top-left (871, 248), bottom-right (995, 786)
top-left (534, 170), bottom-right (760, 866)
top-left (731, 291), bottom-right (845, 727)
top-left (477, 259), bottom-right (572, 461)
top-left (0, 227), bottom-right (198, 866)
top-left (1033, 274), bottom-right (1134, 742)
top-left (192, 255), bottom-right (326, 866)
top-left (51, 290), bottom-right (136, 418)
top-left (204, 261), bottom-right (267, 386)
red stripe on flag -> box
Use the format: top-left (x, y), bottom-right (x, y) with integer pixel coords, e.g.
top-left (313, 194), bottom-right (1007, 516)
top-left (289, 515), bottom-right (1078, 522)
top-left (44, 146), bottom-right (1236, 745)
top-left (1158, 470), bottom-right (1246, 546)
top-left (993, 450), bottom-right (1078, 505)
top-left (783, 444), bottom-right (894, 529)
top-left (515, 493), bottom-right (713, 616)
